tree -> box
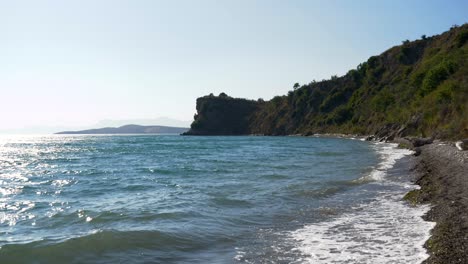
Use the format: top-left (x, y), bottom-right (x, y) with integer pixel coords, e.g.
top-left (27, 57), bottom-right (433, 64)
top-left (421, 34), bottom-right (427, 40)
top-left (293, 83), bottom-right (300, 90)
top-left (219, 92), bottom-right (228, 97)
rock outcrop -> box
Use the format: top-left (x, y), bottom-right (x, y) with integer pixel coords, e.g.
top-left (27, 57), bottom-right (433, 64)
top-left (182, 94), bottom-right (261, 135)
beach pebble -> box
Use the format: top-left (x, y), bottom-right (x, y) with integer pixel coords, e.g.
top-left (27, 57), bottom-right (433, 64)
top-left (455, 139), bottom-right (468, 151)
top-left (414, 147), bottom-right (422, 156)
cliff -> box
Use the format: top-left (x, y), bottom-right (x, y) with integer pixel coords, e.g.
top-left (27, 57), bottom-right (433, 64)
top-left (182, 93), bottom-right (261, 135)
top-left (185, 24), bottom-right (468, 139)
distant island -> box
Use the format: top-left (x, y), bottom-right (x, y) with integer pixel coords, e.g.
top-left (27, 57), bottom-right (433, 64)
top-left (183, 24), bottom-right (468, 140)
top-left (55, 124), bottom-right (188, 134)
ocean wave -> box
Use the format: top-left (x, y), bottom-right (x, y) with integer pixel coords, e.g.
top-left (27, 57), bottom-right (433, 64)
top-left (357, 143), bottom-right (413, 182)
top-left (293, 186), bottom-right (345, 199)
top-left (287, 143), bottom-right (435, 264)
top-left (210, 197), bottom-right (254, 208)
top-left (289, 195), bottom-right (435, 264)
top-left (0, 229), bottom-right (208, 264)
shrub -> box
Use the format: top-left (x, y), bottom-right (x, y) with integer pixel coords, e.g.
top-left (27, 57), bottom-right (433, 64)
top-left (327, 106), bottom-right (352, 124)
top-left (398, 46), bottom-right (412, 64)
top-left (367, 56), bottom-right (379, 68)
top-left (357, 62), bottom-right (368, 75)
top-left (435, 81), bottom-right (457, 104)
top-left (319, 90), bottom-right (347, 112)
top-left (271, 96), bottom-right (283, 106)
top-left (191, 119), bottom-right (202, 129)
top-left (455, 29), bottom-right (468, 47)
top-left (347, 69), bottom-right (360, 81)
top-left (411, 71), bottom-right (426, 88)
top-left (371, 89), bottom-right (395, 112)
top-left (420, 60), bottom-right (457, 96)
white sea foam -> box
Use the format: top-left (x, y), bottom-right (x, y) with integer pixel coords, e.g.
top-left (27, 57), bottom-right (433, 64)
top-left (359, 142), bottom-right (413, 182)
top-left (289, 142), bottom-right (435, 264)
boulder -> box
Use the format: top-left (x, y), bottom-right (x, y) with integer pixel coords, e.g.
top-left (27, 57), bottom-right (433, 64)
top-left (410, 137), bottom-right (434, 147)
top-left (385, 134), bottom-right (395, 142)
top-left (413, 147), bottom-right (422, 156)
top-left (374, 123), bottom-right (400, 140)
top-left (455, 139), bottom-right (468, 151)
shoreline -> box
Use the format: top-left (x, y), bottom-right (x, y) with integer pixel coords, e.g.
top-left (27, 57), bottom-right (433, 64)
top-left (182, 133), bottom-right (467, 262)
top-left (291, 133), bottom-right (468, 263)
top-left (292, 141), bottom-right (434, 263)
top-left (178, 133), bottom-right (468, 264)
top-left (405, 142), bottom-right (468, 263)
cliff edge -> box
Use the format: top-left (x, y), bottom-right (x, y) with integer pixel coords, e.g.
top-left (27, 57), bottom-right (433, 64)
top-left (185, 24), bottom-right (468, 139)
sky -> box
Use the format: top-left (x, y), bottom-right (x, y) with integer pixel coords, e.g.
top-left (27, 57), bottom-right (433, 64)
top-left (1, 0), bottom-right (467, 133)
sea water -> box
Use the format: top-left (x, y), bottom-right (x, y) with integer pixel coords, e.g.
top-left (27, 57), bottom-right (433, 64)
top-left (0, 135), bottom-right (434, 263)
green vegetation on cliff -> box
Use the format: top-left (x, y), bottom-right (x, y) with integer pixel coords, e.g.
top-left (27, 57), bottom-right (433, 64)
top-left (185, 24), bottom-right (468, 139)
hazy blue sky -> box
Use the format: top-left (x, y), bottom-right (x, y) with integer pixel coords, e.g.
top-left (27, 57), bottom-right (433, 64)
top-left (1, 0), bottom-right (467, 131)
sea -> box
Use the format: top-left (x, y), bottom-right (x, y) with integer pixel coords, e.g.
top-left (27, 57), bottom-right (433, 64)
top-left (0, 135), bottom-right (435, 263)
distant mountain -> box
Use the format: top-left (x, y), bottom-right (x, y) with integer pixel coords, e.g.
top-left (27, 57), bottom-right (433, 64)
top-left (94, 117), bottom-right (191, 128)
top-left (56, 124), bottom-right (188, 134)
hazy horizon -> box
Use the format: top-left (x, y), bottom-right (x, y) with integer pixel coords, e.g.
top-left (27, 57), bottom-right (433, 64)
top-left (0, 117), bottom-right (191, 135)
top-left (2, 0), bottom-right (467, 133)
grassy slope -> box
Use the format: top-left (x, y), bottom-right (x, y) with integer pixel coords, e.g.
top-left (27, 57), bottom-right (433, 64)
top-left (249, 24), bottom-right (468, 139)
top-left (187, 24), bottom-right (468, 139)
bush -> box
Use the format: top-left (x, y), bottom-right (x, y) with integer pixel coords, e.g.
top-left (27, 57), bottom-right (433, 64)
top-left (357, 62), bottom-right (368, 75)
top-left (191, 119), bottom-right (202, 129)
top-left (367, 56), bottom-right (379, 68)
top-left (420, 60), bottom-right (457, 96)
top-left (271, 96), bottom-right (283, 106)
top-left (455, 29), bottom-right (468, 47)
top-left (435, 81), bottom-right (457, 104)
top-left (319, 90), bottom-right (347, 112)
top-left (347, 69), bottom-right (361, 81)
top-left (371, 89), bottom-right (395, 112)
top-left (411, 71), bottom-right (426, 88)
top-left (398, 46), bottom-right (412, 64)
top-left (327, 106), bottom-right (352, 124)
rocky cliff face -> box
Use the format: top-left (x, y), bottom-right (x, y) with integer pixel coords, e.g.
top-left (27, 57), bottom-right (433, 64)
top-left (183, 94), bottom-right (261, 135)
top-left (185, 24), bottom-right (468, 139)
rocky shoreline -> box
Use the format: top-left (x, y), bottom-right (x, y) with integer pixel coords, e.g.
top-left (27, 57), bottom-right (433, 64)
top-left (403, 141), bottom-right (468, 264)
top-left (309, 133), bottom-right (468, 263)
top-left (183, 130), bottom-right (468, 262)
